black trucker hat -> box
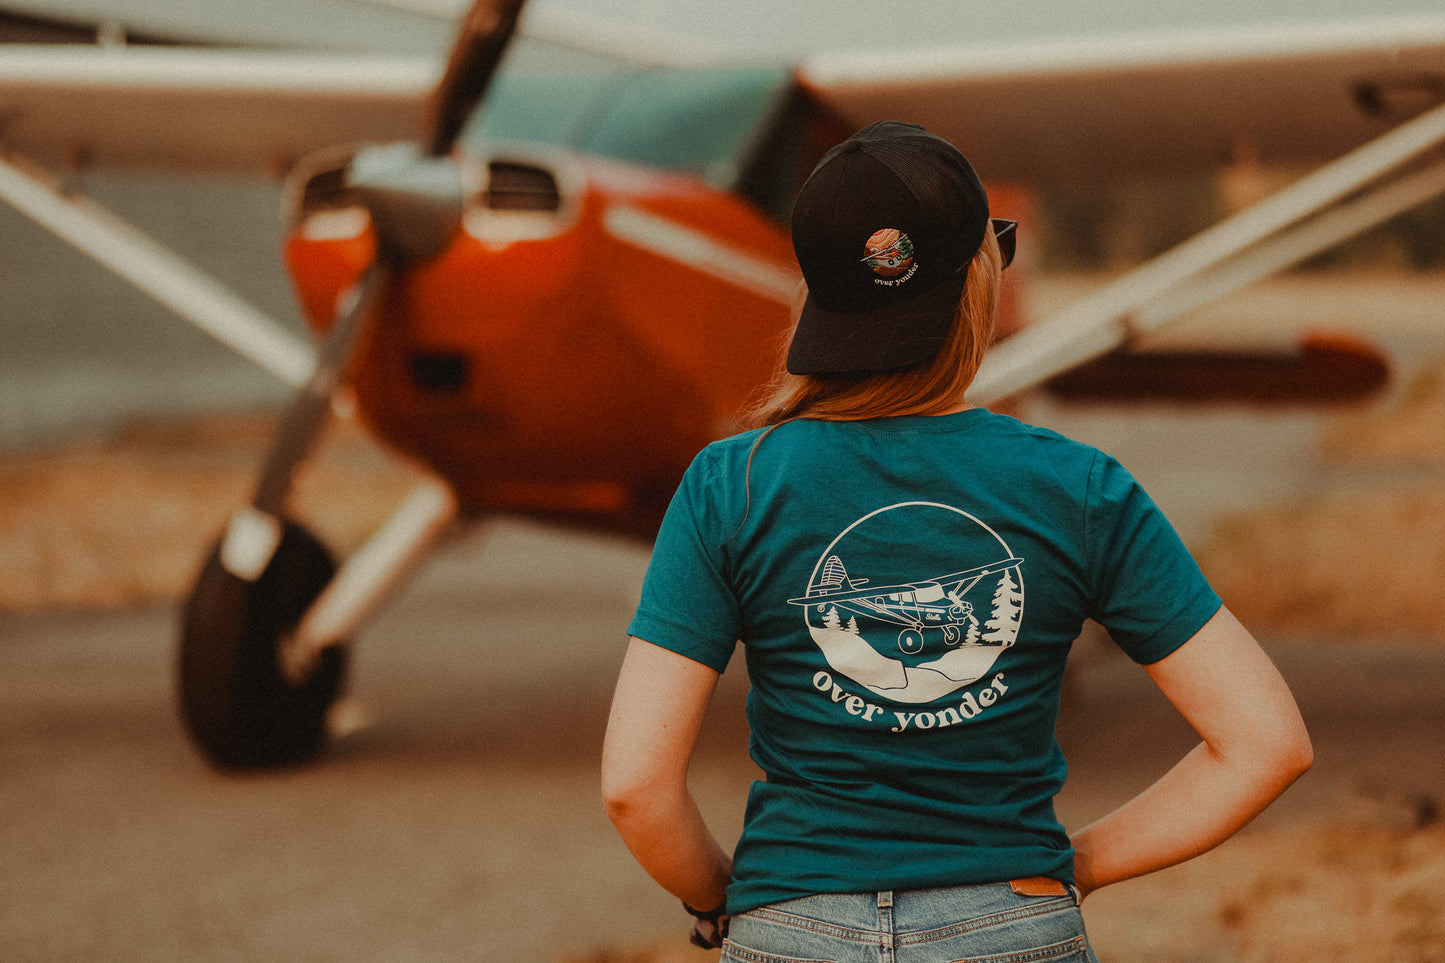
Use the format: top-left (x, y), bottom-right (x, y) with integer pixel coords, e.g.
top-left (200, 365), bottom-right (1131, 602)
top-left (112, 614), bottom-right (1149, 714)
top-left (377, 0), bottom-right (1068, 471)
top-left (786, 121), bottom-right (1016, 376)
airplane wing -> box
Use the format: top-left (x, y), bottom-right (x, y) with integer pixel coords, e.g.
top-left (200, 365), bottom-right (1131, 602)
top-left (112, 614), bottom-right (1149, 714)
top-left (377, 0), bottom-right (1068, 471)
top-left (9, 11), bottom-right (1444, 180)
top-left (794, 14), bottom-right (1445, 402)
top-left (788, 582), bottom-right (928, 606)
top-left (0, 0), bottom-right (458, 50)
top-left (0, 45), bottom-right (438, 174)
top-left (798, 14), bottom-right (1445, 184)
top-left (933, 559), bottom-right (1024, 589)
top-left (0, 3), bottom-right (724, 176)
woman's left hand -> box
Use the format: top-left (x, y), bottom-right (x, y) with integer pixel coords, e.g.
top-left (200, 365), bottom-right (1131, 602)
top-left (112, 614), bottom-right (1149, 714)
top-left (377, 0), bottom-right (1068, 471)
top-left (687, 909), bottom-right (730, 949)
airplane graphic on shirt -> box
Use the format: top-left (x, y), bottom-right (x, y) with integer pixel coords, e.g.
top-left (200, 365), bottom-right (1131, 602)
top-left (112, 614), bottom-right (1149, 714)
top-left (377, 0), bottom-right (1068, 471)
top-left (790, 502), bottom-right (1025, 705)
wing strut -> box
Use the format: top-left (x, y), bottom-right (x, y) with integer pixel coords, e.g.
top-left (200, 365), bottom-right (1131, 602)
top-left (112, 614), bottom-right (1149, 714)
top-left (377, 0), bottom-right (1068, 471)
top-left (0, 153), bottom-right (314, 386)
top-left (970, 98), bottom-right (1445, 404)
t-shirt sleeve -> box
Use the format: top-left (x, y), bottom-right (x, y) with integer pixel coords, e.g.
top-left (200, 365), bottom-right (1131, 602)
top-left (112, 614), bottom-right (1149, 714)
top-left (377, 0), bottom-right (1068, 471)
top-left (1084, 451), bottom-right (1222, 665)
top-left (626, 450), bottom-right (742, 673)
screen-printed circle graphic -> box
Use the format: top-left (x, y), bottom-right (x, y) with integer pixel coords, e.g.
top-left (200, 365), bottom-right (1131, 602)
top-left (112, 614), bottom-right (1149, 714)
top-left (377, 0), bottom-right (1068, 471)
top-left (788, 502), bottom-right (1024, 704)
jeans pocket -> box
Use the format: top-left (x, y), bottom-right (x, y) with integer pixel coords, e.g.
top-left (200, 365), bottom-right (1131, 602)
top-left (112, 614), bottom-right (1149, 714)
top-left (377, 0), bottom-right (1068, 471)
top-left (723, 903), bottom-right (852, 963)
top-left (911, 889), bottom-right (1093, 963)
top-left (946, 934), bottom-right (1093, 963)
top-left (721, 941), bottom-right (839, 963)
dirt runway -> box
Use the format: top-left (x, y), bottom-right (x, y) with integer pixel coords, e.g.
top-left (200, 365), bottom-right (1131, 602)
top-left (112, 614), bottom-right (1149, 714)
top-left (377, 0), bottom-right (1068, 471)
top-left (2, 520), bottom-right (1442, 961)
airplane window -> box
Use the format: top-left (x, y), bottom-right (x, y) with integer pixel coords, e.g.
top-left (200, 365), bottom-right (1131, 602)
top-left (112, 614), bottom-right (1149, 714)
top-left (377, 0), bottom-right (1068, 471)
top-left (459, 60), bottom-right (791, 188)
top-left (463, 71), bottom-right (610, 152)
top-left (577, 68), bottom-right (792, 185)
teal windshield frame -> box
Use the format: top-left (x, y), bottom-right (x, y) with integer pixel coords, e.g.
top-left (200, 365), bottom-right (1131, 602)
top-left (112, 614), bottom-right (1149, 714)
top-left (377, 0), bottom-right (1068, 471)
top-left (459, 45), bottom-right (793, 191)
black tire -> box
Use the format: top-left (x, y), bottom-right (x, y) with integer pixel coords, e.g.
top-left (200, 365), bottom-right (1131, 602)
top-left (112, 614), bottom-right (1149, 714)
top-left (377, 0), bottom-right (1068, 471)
top-left (178, 520), bottom-right (349, 769)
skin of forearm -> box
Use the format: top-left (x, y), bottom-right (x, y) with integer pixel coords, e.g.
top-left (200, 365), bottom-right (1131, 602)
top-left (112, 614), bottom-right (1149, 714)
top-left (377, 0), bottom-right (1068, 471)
top-left (605, 783), bottom-right (733, 911)
top-left (602, 638), bottom-right (732, 909)
top-left (1070, 607), bottom-right (1313, 896)
top-left (1070, 733), bottom-right (1311, 894)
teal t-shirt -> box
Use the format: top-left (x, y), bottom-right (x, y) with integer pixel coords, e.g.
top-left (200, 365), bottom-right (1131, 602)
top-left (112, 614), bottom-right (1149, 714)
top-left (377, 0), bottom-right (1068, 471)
top-left (626, 408), bottom-right (1221, 914)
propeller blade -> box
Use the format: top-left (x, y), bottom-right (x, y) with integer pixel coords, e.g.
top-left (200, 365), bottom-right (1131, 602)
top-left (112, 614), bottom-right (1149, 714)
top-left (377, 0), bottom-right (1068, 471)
top-left (422, 0), bottom-right (528, 157)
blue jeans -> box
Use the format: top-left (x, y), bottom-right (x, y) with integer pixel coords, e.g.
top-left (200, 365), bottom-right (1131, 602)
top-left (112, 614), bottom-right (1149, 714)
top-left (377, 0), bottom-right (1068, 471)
top-left (721, 883), bottom-right (1099, 963)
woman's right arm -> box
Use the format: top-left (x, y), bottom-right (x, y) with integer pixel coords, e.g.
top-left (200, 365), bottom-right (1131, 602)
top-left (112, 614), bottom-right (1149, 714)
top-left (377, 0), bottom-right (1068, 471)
top-left (1069, 606), bottom-right (1313, 897)
top-left (601, 636), bottom-right (734, 914)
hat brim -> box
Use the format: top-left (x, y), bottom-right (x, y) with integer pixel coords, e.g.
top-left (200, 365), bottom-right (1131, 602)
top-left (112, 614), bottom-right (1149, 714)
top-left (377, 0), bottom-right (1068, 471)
top-left (786, 269), bottom-right (970, 376)
top-left (785, 218), bottom-right (1017, 376)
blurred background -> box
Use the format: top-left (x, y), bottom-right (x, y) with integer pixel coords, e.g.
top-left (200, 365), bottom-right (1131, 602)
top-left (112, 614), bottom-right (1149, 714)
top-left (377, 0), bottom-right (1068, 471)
top-left (2, 1), bottom-right (1444, 960)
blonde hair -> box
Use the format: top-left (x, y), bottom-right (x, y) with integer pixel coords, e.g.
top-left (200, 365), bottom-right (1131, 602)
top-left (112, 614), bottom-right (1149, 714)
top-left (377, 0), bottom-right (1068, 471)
top-left (745, 225), bottom-right (1003, 429)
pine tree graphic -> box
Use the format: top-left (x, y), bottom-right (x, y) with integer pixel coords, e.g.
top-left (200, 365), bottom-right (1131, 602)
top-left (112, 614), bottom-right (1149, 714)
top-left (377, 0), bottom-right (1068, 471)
top-left (982, 570), bottom-right (1022, 643)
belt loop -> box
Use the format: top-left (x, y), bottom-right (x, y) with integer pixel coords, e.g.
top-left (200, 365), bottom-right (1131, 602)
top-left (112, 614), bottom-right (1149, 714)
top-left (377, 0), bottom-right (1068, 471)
top-left (876, 891), bottom-right (896, 963)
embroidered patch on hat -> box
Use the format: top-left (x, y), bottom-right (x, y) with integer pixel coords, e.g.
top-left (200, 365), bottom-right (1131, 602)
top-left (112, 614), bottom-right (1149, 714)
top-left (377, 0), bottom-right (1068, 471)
top-left (862, 229), bottom-right (915, 279)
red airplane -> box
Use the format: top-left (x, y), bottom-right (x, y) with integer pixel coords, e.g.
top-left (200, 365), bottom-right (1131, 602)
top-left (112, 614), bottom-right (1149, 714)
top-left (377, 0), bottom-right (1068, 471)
top-left (2, 0), bottom-right (1441, 768)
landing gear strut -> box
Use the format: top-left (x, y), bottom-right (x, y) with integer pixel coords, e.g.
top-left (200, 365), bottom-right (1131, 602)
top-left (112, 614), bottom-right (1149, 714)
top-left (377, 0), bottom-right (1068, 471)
top-left (176, 142), bottom-right (466, 769)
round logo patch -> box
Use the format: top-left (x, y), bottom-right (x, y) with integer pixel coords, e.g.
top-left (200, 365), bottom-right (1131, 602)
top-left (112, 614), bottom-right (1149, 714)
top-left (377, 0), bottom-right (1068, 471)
top-left (862, 229), bottom-right (915, 278)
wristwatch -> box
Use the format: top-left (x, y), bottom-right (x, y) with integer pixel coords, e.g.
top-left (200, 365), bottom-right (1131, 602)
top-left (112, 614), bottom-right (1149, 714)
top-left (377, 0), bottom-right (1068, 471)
top-left (683, 901), bottom-right (730, 949)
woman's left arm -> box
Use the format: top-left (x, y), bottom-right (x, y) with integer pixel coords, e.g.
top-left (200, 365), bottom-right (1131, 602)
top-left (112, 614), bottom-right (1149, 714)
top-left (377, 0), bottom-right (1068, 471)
top-left (601, 636), bottom-right (734, 914)
top-left (1070, 606), bottom-right (1314, 897)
